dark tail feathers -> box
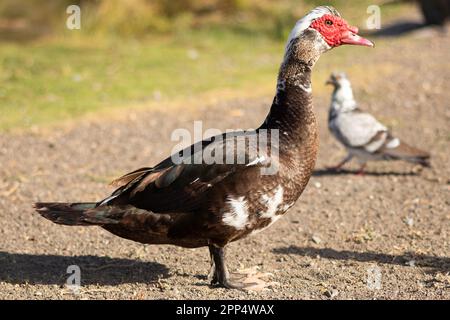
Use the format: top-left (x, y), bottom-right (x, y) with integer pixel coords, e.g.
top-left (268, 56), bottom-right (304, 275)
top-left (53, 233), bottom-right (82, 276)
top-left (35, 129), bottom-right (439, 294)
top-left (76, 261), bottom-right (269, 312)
top-left (34, 202), bottom-right (120, 226)
top-left (381, 140), bottom-right (431, 168)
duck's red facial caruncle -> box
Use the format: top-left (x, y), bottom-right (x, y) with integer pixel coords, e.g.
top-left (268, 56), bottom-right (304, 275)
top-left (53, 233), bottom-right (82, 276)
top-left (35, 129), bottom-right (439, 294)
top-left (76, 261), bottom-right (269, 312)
top-left (310, 14), bottom-right (374, 48)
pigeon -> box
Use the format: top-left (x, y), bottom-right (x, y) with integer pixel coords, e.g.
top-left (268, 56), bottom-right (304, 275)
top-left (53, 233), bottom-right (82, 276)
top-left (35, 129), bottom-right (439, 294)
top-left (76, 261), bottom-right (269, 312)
top-left (34, 7), bottom-right (373, 290)
top-left (326, 72), bottom-right (430, 173)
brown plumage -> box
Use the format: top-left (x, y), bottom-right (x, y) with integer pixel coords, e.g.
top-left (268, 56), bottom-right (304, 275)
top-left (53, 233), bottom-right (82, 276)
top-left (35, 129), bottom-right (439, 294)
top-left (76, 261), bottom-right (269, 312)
top-left (34, 6), bottom-right (373, 290)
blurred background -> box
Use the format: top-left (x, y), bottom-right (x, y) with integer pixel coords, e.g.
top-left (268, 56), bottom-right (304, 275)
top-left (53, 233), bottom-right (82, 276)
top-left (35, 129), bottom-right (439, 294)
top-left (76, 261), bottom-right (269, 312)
top-left (0, 0), bottom-right (448, 131)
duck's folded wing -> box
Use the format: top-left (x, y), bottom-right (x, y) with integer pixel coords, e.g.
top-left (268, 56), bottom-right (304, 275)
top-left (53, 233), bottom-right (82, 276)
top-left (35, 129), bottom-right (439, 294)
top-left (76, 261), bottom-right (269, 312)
top-left (104, 131), bottom-right (274, 213)
top-left (333, 112), bottom-right (388, 151)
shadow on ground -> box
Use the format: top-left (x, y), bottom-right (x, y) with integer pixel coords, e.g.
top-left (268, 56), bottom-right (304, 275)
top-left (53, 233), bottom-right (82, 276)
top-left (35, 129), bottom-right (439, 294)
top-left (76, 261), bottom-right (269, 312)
top-left (312, 168), bottom-right (418, 177)
top-left (273, 246), bottom-right (450, 273)
top-left (0, 252), bottom-right (169, 286)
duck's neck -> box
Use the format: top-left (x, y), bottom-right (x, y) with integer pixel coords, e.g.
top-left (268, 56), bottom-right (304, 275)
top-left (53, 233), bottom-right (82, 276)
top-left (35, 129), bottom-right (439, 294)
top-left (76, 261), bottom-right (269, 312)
top-left (260, 38), bottom-right (321, 152)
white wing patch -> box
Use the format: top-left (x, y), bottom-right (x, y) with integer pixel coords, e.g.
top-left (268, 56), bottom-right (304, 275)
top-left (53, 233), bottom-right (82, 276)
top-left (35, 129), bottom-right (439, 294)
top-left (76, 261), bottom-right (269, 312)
top-left (223, 196), bottom-right (249, 230)
top-left (249, 186), bottom-right (288, 237)
top-left (260, 185), bottom-right (284, 219)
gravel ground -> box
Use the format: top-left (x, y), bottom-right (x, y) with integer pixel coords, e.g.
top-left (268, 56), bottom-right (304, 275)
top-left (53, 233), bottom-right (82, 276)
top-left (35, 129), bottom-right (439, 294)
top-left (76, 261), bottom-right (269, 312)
top-left (0, 18), bottom-right (449, 300)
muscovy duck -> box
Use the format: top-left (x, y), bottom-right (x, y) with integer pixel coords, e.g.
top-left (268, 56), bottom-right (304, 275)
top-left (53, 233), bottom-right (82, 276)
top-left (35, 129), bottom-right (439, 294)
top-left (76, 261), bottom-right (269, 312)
top-left (326, 72), bottom-right (430, 173)
top-left (35, 6), bottom-right (373, 290)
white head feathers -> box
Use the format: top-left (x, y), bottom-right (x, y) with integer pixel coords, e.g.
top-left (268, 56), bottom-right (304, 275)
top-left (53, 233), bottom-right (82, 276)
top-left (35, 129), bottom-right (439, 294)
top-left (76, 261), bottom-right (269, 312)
top-left (286, 6), bottom-right (341, 49)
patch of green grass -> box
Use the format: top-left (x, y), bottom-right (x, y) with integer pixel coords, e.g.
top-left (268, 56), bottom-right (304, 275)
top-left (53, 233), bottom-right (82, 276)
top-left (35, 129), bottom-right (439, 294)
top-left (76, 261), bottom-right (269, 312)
top-left (0, 2), bottom-right (409, 131)
top-left (0, 31), bottom-right (284, 131)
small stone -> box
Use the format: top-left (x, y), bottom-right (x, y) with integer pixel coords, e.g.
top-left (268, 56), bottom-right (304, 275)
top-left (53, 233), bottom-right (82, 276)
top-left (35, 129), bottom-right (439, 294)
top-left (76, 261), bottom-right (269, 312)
top-left (312, 235), bottom-right (322, 244)
top-left (325, 289), bottom-right (339, 298)
top-left (404, 217), bottom-right (414, 227)
top-left (314, 182), bottom-right (322, 189)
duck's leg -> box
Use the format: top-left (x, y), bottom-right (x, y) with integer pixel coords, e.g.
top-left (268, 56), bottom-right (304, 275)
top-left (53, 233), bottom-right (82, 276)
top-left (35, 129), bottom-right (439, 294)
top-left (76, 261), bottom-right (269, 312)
top-left (209, 245), bottom-right (238, 288)
top-left (208, 246), bottom-right (219, 285)
top-left (208, 245), bottom-right (274, 290)
top-left (328, 153), bottom-right (353, 171)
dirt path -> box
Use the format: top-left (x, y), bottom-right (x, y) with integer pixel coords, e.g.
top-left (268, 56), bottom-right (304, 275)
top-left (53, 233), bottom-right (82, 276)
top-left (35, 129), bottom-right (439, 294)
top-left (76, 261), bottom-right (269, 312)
top-left (1, 18), bottom-right (449, 299)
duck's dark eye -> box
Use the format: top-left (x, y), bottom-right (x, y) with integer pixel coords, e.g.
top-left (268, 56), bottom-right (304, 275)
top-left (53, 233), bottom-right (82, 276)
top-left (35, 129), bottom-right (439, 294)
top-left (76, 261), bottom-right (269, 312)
top-left (325, 20), bottom-right (333, 26)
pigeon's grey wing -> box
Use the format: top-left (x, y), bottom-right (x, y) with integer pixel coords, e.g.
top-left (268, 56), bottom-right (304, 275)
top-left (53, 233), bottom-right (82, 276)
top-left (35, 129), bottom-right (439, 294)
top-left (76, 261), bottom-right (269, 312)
top-left (332, 112), bottom-right (388, 151)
